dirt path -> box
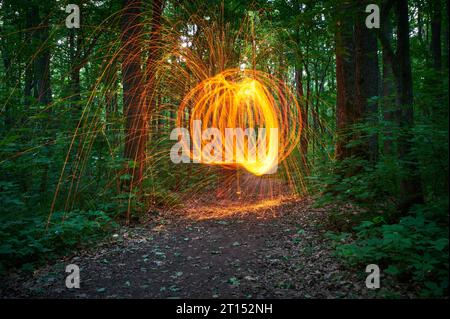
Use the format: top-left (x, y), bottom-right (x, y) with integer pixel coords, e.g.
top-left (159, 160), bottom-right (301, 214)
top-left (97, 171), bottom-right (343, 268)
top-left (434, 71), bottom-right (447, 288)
top-left (2, 198), bottom-right (375, 298)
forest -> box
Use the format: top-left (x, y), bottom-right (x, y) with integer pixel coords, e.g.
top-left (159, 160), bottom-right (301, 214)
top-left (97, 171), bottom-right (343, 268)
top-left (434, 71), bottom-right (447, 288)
top-left (0, 0), bottom-right (448, 299)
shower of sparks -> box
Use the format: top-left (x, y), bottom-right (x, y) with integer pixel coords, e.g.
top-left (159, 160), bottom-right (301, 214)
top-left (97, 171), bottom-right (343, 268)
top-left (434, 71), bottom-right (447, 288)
top-left (183, 195), bottom-right (300, 220)
top-left (176, 68), bottom-right (302, 176)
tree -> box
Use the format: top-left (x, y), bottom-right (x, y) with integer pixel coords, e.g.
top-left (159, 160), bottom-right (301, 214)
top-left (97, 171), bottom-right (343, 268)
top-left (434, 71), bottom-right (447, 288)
top-left (335, 0), bottom-right (379, 162)
top-left (31, 3), bottom-right (54, 193)
top-left (120, 0), bottom-right (146, 195)
top-left (381, 17), bottom-right (395, 155)
top-left (379, 0), bottom-right (424, 212)
top-left (431, 0), bottom-right (442, 71)
top-left (293, 0), bottom-right (308, 164)
top-left (354, 3), bottom-right (379, 162)
top-left (143, 0), bottom-right (164, 156)
top-left (335, 3), bottom-right (356, 161)
top-left (396, 0), bottom-right (424, 211)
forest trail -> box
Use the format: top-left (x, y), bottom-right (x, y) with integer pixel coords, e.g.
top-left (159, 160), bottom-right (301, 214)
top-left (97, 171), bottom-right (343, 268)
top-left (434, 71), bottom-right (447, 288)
top-left (3, 198), bottom-right (373, 298)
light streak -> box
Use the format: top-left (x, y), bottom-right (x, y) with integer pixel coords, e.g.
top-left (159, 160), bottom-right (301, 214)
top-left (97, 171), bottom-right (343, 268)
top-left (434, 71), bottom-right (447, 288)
top-left (175, 68), bottom-right (302, 176)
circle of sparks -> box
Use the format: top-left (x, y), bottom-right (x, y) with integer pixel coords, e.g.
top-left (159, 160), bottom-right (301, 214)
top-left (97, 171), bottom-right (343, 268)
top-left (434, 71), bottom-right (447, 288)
top-left (176, 68), bottom-right (302, 176)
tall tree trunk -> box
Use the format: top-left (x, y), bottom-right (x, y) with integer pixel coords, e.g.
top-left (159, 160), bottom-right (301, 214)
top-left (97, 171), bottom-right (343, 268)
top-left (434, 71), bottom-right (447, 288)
top-left (105, 62), bottom-right (118, 115)
top-left (335, 4), bottom-right (355, 161)
top-left (34, 12), bottom-right (53, 107)
top-left (382, 18), bottom-right (395, 155)
top-left (431, 0), bottom-right (442, 71)
top-left (395, 0), bottom-right (424, 212)
top-left (144, 0), bottom-right (164, 147)
top-left (2, 50), bottom-right (14, 129)
top-left (295, 66), bottom-right (308, 163)
top-left (418, 4), bottom-right (424, 44)
top-left (294, 11), bottom-right (308, 163)
top-left (120, 0), bottom-right (145, 195)
top-left (23, 5), bottom-right (38, 116)
top-left (354, 5), bottom-right (379, 162)
top-left (444, 0), bottom-right (449, 69)
top-left (69, 28), bottom-right (81, 113)
top-left (335, 1), bottom-right (379, 165)
top-left (429, 0), bottom-right (444, 115)
top-left (33, 6), bottom-right (54, 193)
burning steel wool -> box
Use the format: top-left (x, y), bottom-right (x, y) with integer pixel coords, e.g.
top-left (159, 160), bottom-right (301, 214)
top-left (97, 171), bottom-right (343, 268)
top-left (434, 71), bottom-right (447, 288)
top-left (172, 68), bottom-right (302, 176)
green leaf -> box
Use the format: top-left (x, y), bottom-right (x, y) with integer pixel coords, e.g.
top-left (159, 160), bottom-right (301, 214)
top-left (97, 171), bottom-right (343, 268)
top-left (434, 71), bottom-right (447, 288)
top-left (385, 265), bottom-right (401, 276)
top-left (228, 277), bottom-right (240, 286)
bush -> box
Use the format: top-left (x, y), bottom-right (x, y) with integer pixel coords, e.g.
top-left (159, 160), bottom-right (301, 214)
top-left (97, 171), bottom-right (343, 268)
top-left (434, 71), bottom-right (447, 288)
top-left (0, 210), bottom-right (117, 274)
top-left (327, 198), bottom-right (449, 297)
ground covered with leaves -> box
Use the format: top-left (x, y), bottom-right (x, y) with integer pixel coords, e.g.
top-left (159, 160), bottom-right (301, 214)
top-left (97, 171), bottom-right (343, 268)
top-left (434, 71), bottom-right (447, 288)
top-left (1, 198), bottom-right (417, 298)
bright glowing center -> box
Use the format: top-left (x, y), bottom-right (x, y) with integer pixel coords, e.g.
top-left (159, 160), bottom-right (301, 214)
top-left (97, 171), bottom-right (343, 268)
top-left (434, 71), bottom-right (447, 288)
top-left (176, 68), bottom-right (302, 176)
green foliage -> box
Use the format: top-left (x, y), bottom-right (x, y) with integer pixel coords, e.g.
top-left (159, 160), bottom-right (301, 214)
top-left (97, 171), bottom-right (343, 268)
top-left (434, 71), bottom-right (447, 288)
top-left (313, 156), bottom-right (400, 208)
top-left (0, 210), bottom-right (117, 274)
top-left (327, 199), bottom-right (449, 297)
top-left (314, 93), bottom-right (449, 297)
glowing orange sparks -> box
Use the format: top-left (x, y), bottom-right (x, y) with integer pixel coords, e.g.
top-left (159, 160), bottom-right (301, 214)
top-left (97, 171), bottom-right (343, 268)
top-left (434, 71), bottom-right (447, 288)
top-left (176, 68), bottom-right (302, 176)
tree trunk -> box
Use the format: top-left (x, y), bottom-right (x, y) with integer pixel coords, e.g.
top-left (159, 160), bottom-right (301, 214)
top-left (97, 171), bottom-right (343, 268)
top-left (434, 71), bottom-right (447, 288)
top-left (104, 60), bottom-right (119, 147)
top-left (382, 18), bottom-right (395, 155)
top-left (32, 6), bottom-right (54, 193)
top-left (120, 0), bottom-right (145, 193)
top-left (335, 4), bottom-right (355, 161)
top-left (23, 5), bottom-right (37, 115)
top-left (294, 17), bottom-right (308, 163)
top-left (2, 50), bottom-right (14, 129)
top-left (295, 66), bottom-right (308, 163)
top-left (354, 7), bottom-right (379, 162)
top-left (395, 0), bottom-right (424, 212)
top-left (144, 0), bottom-right (164, 147)
top-left (34, 12), bottom-right (53, 107)
top-left (431, 0), bottom-right (442, 71)
top-left (69, 28), bottom-right (81, 113)
top-left (418, 4), bottom-right (424, 44)
top-left (444, 0), bottom-right (449, 69)
top-left (335, 0), bottom-right (380, 165)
